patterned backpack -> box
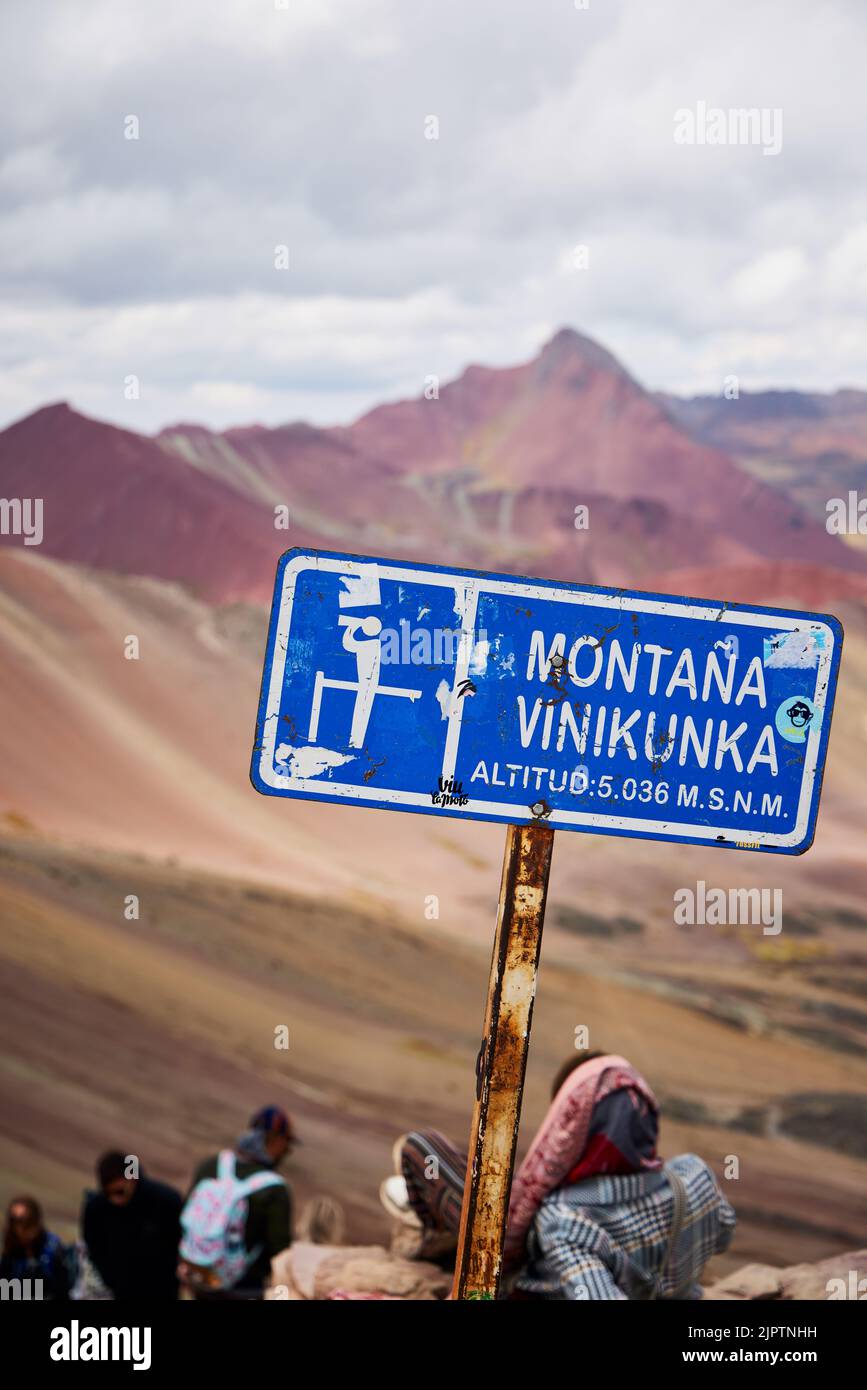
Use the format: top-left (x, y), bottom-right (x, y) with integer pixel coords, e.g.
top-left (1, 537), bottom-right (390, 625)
top-left (179, 1149), bottom-right (284, 1290)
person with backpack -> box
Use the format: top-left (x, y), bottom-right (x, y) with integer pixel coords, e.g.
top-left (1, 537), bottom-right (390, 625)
top-left (81, 1152), bottom-right (183, 1300)
top-left (179, 1105), bottom-right (296, 1299)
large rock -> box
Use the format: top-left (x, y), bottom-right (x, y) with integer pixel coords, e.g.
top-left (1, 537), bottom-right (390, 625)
top-left (270, 1243), bottom-right (867, 1301)
top-left (704, 1263), bottom-right (785, 1300)
top-left (704, 1249), bottom-right (867, 1301)
top-left (267, 1242), bottom-right (451, 1301)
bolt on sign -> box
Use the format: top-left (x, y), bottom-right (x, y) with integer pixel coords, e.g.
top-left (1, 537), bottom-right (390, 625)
top-left (250, 548), bottom-right (843, 1299)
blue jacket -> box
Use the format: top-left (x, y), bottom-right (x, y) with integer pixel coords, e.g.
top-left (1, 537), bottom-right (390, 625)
top-left (0, 1230), bottom-right (72, 1300)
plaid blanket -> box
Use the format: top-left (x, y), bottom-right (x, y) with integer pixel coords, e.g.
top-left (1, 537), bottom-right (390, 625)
top-left (504, 1053), bottom-right (661, 1267)
top-left (514, 1153), bottom-right (736, 1300)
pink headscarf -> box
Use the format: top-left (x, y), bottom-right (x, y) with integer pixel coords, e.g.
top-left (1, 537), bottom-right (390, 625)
top-left (503, 1054), bottom-right (661, 1267)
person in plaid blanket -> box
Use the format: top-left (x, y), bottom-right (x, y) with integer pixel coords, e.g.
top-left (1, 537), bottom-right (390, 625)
top-left (380, 1050), bottom-right (736, 1299)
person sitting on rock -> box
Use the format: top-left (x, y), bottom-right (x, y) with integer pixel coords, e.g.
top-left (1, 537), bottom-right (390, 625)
top-left (379, 1050), bottom-right (736, 1298)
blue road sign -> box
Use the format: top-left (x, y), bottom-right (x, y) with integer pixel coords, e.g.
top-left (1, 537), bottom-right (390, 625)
top-left (251, 549), bottom-right (842, 853)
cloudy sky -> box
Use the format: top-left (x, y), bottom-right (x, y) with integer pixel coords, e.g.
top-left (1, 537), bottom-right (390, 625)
top-left (2, 0), bottom-right (867, 431)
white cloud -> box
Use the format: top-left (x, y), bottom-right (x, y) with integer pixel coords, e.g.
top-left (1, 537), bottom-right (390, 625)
top-left (730, 248), bottom-right (809, 310)
top-left (2, 0), bottom-right (867, 428)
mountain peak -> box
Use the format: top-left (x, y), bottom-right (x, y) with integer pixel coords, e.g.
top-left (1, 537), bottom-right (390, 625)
top-left (19, 401), bottom-right (76, 424)
top-left (536, 326), bottom-right (630, 379)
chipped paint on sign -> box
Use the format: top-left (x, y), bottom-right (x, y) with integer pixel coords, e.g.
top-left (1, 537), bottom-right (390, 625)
top-left (763, 629), bottom-right (824, 669)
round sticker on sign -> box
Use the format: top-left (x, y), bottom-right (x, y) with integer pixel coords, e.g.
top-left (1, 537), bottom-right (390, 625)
top-left (775, 694), bottom-right (818, 743)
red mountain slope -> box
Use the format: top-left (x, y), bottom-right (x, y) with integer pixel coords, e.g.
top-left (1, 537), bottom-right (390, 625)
top-left (2, 331), bottom-right (864, 601)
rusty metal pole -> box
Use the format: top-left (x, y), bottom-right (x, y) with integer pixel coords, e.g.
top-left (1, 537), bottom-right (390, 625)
top-left (451, 821), bottom-right (555, 1300)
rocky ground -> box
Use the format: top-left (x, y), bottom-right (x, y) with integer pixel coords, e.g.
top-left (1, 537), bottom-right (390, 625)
top-left (266, 1241), bottom-right (867, 1301)
top-left (704, 1247), bottom-right (867, 1300)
